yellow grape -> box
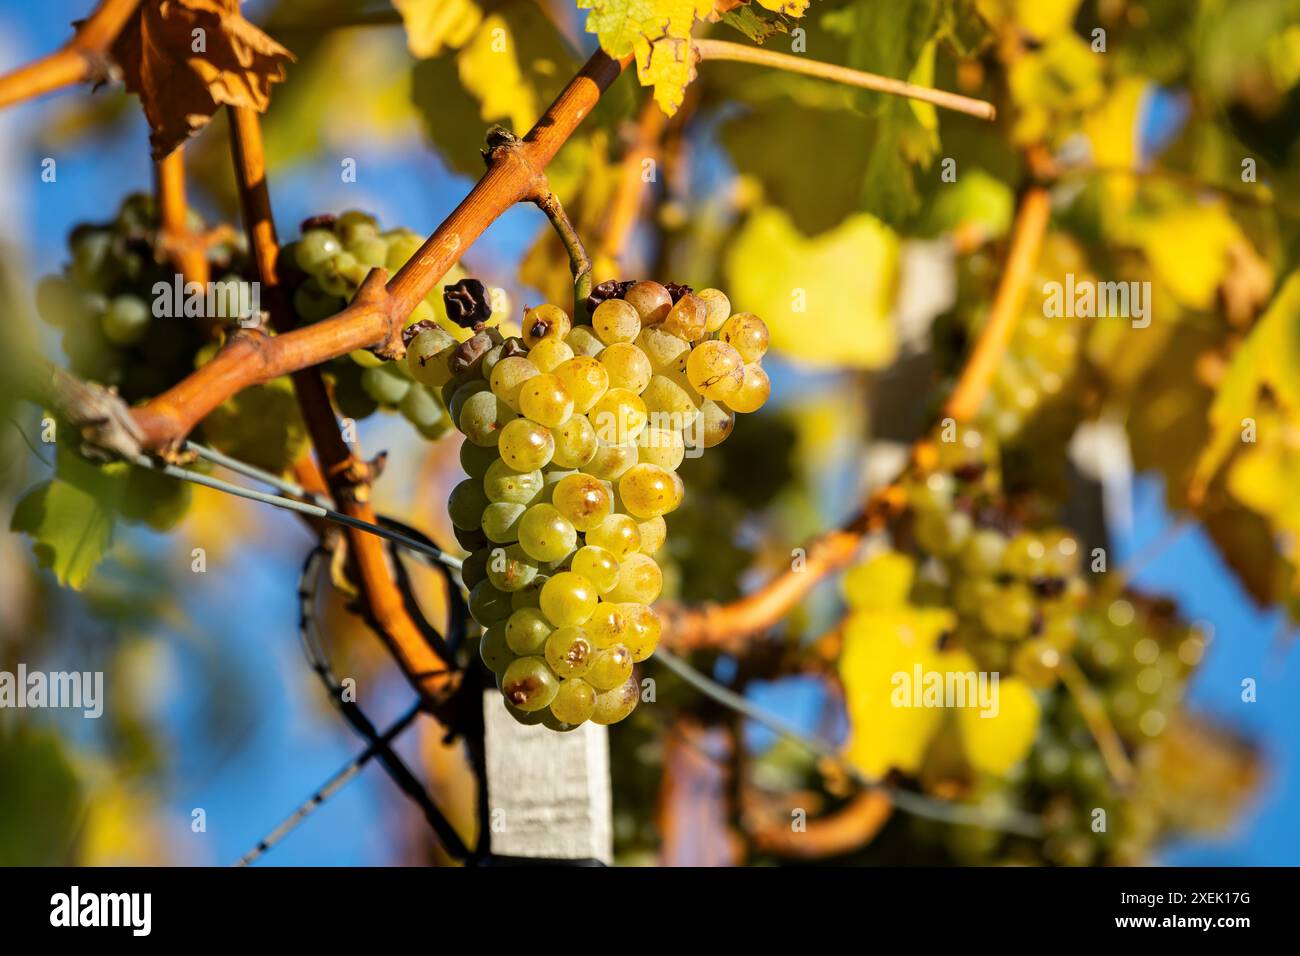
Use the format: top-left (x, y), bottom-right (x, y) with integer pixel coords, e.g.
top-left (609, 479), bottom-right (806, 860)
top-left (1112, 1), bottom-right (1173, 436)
top-left (479, 621), bottom-right (514, 674)
top-left (528, 337), bottom-right (574, 372)
top-left (523, 303), bottom-right (572, 347)
top-left (554, 356), bottom-right (609, 413)
top-left (719, 312), bottom-right (769, 362)
top-left (540, 571), bottom-right (599, 626)
top-left (695, 288), bottom-right (731, 334)
top-left (636, 426), bottom-right (685, 471)
top-left (551, 414), bottom-right (599, 468)
top-left (483, 459), bottom-right (544, 504)
top-left (636, 327), bottom-right (690, 370)
top-left (586, 643), bottom-right (633, 691)
top-left (600, 342), bottom-right (653, 394)
top-left (621, 603), bottom-right (661, 661)
top-left (592, 298), bottom-right (642, 345)
top-left (572, 545), bottom-right (621, 593)
top-left (566, 326), bottom-right (605, 358)
top-left (641, 374), bottom-right (701, 433)
top-left (591, 676), bottom-right (639, 724)
top-left (585, 439), bottom-right (639, 479)
top-left (606, 552), bottom-right (663, 604)
top-left (661, 293), bottom-right (707, 341)
top-left (587, 601), bottom-right (629, 648)
top-left (406, 326), bottom-right (456, 386)
top-left (623, 280), bottom-right (673, 325)
top-left (586, 513), bottom-right (642, 559)
top-left (551, 473), bottom-right (612, 531)
top-left (544, 625), bottom-right (594, 678)
top-left (636, 515), bottom-right (667, 554)
top-left (489, 356), bottom-right (540, 411)
top-left (550, 678), bottom-right (597, 725)
top-left (618, 463), bottom-right (683, 519)
top-left (517, 503), bottom-right (577, 562)
top-left (700, 399), bottom-right (734, 448)
top-left (501, 656), bottom-right (559, 711)
top-left (457, 390), bottom-right (516, 447)
top-left (726, 363), bottom-right (771, 413)
top-left (505, 607), bottom-right (553, 655)
top-left (498, 418), bottom-right (554, 470)
top-left (590, 387), bottom-right (648, 443)
top-left (518, 373), bottom-right (574, 428)
top-left (686, 340), bottom-right (745, 401)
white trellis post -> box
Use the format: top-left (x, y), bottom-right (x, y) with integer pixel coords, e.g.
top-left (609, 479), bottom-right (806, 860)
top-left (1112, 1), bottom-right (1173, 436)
top-left (482, 690), bottom-right (613, 864)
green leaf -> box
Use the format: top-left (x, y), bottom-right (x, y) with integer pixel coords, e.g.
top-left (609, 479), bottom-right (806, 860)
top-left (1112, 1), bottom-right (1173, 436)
top-left (720, 4), bottom-right (792, 44)
top-left (0, 728), bottom-right (84, 865)
top-left (724, 206), bottom-right (900, 370)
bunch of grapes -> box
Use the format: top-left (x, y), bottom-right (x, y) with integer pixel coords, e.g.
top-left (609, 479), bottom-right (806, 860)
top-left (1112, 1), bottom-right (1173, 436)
top-left (280, 211), bottom-right (464, 441)
top-left (34, 193), bottom-right (251, 400)
top-left (437, 279), bottom-right (771, 729)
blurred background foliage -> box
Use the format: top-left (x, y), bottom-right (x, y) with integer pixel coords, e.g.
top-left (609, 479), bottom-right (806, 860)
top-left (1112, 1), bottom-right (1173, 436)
top-left (0, 0), bottom-right (1298, 865)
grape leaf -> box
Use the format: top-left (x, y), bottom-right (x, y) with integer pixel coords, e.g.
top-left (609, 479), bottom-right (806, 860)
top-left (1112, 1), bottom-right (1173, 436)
top-left (110, 0), bottom-right (295, 158)
top-left (1128, 202), bottom-right (1248, 311)
top-left (0, 729), bottom-right (84, 865)
top-left (955, 676), bottom-right (1040, 775)
top-left (724, 206), bottom-right (899, 369)
top-left (392, 0), bottom-right (482, 58)
top-left (974, 0), bottom-right (1082, 42)
top-left (719, 4), bottom-right (791, 44)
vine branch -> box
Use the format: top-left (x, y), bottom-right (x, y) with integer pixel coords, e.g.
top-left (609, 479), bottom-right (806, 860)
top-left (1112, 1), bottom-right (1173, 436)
top-left (0, 0), bottom-right (139, 110)
top-left (154, 145), bottom-right (210, 288)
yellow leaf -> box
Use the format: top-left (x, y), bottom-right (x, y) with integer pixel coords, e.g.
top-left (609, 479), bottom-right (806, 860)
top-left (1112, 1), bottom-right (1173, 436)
top-left (756, 0), bottom-right (810, 14)
top-left (392, 0), bottom-right (482, 58)
top-left (957, 677), bottom-right (1041, 775)
top-left (578, 0), bottom-right (714, 114)
top-left (976, 0), bottom-right (1083, 41)
top-left (635, 35), bottom-right (696, 115)
top-left (1081, 77), bottom-right (1146, 211)
top-left (843, 551), bottom-right (915, 611)
top-left (725, 207), bottom-right (899, 370)
top-left (1129, 203), bottom-right (1245, 311)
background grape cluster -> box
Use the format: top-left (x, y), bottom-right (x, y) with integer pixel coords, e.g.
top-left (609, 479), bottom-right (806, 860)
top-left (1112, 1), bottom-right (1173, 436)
top-left (439, 280), bottom-right (771, 729)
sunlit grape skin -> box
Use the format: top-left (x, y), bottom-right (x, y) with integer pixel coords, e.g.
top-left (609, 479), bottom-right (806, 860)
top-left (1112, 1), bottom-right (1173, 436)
top-left (618, 463), bottom-right (683, 519)
top-left (518, 503), bottom-right (577, 563)
top-left (550, 678), bottom-right (597, 725)
top-left (591, 676), bottom-right (640, 724)
top-left (498, 418), bottom-right (555, 470)
top-left (519, 373), bottom-right (574, 428)
top-left (540, 571), bottom-right (599, 627)
top-left (502, 657), bottom-right (559, 711)
top-left (551, 473), bottom-right (613, 531)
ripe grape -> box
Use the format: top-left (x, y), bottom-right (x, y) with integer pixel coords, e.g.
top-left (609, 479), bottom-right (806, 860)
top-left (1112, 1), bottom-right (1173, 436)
top-left (501, 657), bottom-right (559, 711)
top-left (554, 356), bottom-right (609, 413)
top-left (590, 388), bottom-right (648, 443)
top-left (635, 427), bottom-right (685, 471)
top-left (719, 312), bottom-right (770, 362)
top-left (641, 374), bottom-right (700, 432)
top-left (469, 581), bottom-right (514, 625)
top-left (699, 400), bottom-right (735, 448)
top-left (607, 552), bottom-right (664, 604)
top-left (540, 571), bottom-right (599, 626)
top-left (636, 327), bottom-right (691, 370)
top-left (661, 293), bottom-right (707, 341)
top-left (506, 607), bottom-right (554, 655)
top-left (592, 298), bottom-right (642, 344)
top-left (587, 602), bottom-right (629, 648)
top-left (527, 337), bottom-right (574, 372)
top-left (459, 389), bottom-right (515, 447)
top-left (448, 478), bottom-right (490, 530)
top-left (498, 418), bottom-right (555, 470)
top-left (572, 546), bottom-right (621, 593)
top-left (490, 356), bottom-right (541, 411)
top-left (296, 228), bottom-right (343, 272)
top-left (601, 342), bottom-right (653, 393)
top-left (460, 440), bottom-right (499, 479)
top-left (518, 503), bottom-right (578, 562)
top-left (591, 676), bottom-right (639, 724)
top-left (479, 622), bottom-right (514, 674)
top-left (550, 473), bottom-right (612, 531)
top-left (487, 544), bottom-right (539, 592)
top-left (586, 644), bottom-right (633, 690)
top-left (545, 626), bottom-right (594, 678)
top-left (550, 678), bottom-right (597, 725)
top-left (407, 326), bottom-right (457, 386)
top-left (686, 340), bottom-right (745, 401)
top-left (635, 515), bottom-right (667, 554)
top-left (587, 513), bottom-right (641, 558)
top-left (460, 548), bottom-right (491, 589)
top-left (585, 439), bottom-right (639, 480)
top-left (696, 288), bottom-right (731, 333)
top-left (551, 415), bottom-right (599, 469)
top-left (621, 603), bottom-right (661, 661)
top-left (481, 501), bottom-right (526, 542)
top-left (523, 304), bottom-right (572, 347)
top-left (619, 463), bottom-right (683, 519)
top-left (566, 326), bottom-right (605, 358)
top-left (483, 459), bottom-right (544, 504)
top-left (518, 373), bottom-right (574, 427)
top-left (725, 363), bottom-right (771, 414)
top-left (624, 280), bottom-right (673, 325)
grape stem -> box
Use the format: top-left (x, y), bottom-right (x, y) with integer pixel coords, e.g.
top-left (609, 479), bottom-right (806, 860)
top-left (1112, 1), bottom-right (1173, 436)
top-left (529, 180), bottom-right (594, 322)
top-left (692, 38), bottom-right (998, 121)
top-left (153, 144), bottom-right (212, 291)
top-left (0, 0), bottom-right (140, 110)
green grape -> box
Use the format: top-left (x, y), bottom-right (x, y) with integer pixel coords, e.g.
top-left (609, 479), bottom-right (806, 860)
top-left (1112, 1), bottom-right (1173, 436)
top-left (551, 414), bottom-right (599, 469)
top-left (1002, 533), bottom-right (1048, 579)
top-left (685, 339), bottom-right (745, 401)
top-left (591, 676), bottom-right (639, 724)
top-left (406, 326), bottom-right (457, 386)
top-left (539, 571), bottom-right (598, 626)
top-left (719, 312), bottom-right (770, 363)
top-left (959, 529), bottom-right (1007, 576)
top-left (621, 603), bottom-right (661, 661)
top-left (448, 478), bottom-right (489, 530)
top-left (618, 463), bottom-right (683, 519)
top-left (587, 602), bottom-right (628, 648)
top-left (980, 582), bottom-right (1036, 640)
top-left (349, 235), bottom-right (389, 269)
top-left (336, 209), bottom-right (379, 243)
top-left (361, 364), bottom-right (412, 406)
top-left (469, 581), bottom-right (514, 625)
top-left (592, 298), bottom-right (642, 345)
top-left (498, 418), bottom-right (555, 471)
top-left (554, 356), bottom-right (609, 413)
top-left (294, 280), bottom-right (345, 322)
top-left (551, 473), bottom-right (612, 531)
top-left (458, 389), bottom-right (516, 447)
top-left (635, 427), bottom-right (685, 471)
top-left (545, 626), bottom-right (595, 678)
top-left (460, 547), bottom-right (491, 589)
top-left (69, 228), bottom-right (116, 291)
top-left (539, 468), bottom-right (576, 503)
top-left (586, 513), bottom-right (641, 558)
top-left (590, 388), bottom-right (648, 444)
top-left (487, 544), bottom-right (539, 592)
top-left (636, 327), bottom-right (691, 371)
top-left (725, 363), bottom-right (771, 414)
top-left (566, 325), bottom-right (605, 358)
top-left (523, 304), bottom-right (572, 347)
top-left (399, 384), bottom-right (447, 436)
top-left (518, 373), bottom-right (574, 427)
top-left (600, 342), bottom-right (653, 394)
top-left (587, 644), bottom-right (634, 691)
top-left (501, 657), bottom-right (559, 712)
top-left (635, 515), bottom-right (666, 554)
top-left (101, 294), bottom-right (151, 346)
top-left (384, 230), bottom-right (424, 270)
top-left (624, 281), bottom-right (672, 325)
top-left (295, 228), bottom-right (343, 272)
top-left (606, 552), bottom-right (663, 604)
top-left (479, 622), bottom-right (515, 674)
top-left (511, 574), bottom-right (548, 611)
top-left (953, 575), bottom-right (998, 619)
top-left (550, 678), bottom-right (597, 725)
top-left (572, 546), bottom-right (620, 593)
top-left (585, 439), bottom-right (639, 480)
top-left (460, 440), bottom-right (500, 479)
top-left (489, 356), bottom-right (540, 411)
top-left (699, 399), bottom-right (734, 448)
top-left (1012, 638), bottom-right (1062, 689)
top-left (506, 607), bottom-right (554, 655)
top-left (527, 337), bottom-right (574, 373)
top-left (696, 288), bottom-right (731, 333)
top-left (518, 503), bottom-right (577, 562)
top-left (661, 293), bottom-right (707, 341)
top-left (483, 459), bottom-right (544, 505)
top-left (481, 501), bottom-right (526, 543)
top-left (914, 508), bottom-right (972, 557)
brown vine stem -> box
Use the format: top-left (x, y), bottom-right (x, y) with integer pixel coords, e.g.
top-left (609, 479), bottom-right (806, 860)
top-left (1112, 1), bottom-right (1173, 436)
top-left (154, 145), bottom-right (210, 288)
top-left (661, 186), bottom-right (1052, 652)
top-left (693, 39), bottom-right (997, 121)
top-left (743, 789), bottom-right (893, 859)
top-left (0, 0), bottom-right (139, 110)
top-left (529, 176), bottom-right (594, 321)
top-left (224, 104), bottom-right (455, 705)
top-left (129, 50), bottom-right (630, 451)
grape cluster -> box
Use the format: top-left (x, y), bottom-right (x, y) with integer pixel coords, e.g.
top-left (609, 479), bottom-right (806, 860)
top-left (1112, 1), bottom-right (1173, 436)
top-left (34, 193), bottom-right (250, 400)
top-left (442, 280), bottom-right (771, 729)
top-left (281, 211), bottom-right (462, 441)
